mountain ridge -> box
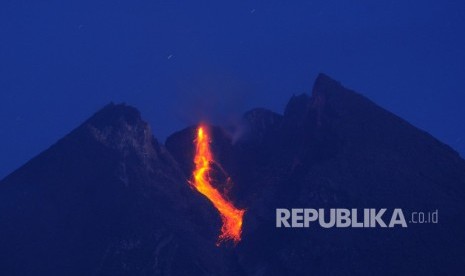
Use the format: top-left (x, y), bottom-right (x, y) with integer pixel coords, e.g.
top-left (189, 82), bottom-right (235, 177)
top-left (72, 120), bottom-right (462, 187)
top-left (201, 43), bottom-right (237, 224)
top-left (1, 73), bottom-right (465, 275)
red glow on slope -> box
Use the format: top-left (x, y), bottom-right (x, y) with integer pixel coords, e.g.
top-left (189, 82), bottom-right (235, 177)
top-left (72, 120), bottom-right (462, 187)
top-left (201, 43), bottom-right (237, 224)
top-left (192, 125), bottom-right (245, 245)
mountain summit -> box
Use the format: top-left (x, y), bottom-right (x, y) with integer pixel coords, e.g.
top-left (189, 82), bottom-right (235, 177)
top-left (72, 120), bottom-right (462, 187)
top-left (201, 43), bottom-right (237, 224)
top-left (2, 74), bottom-right (465, 275)
top-left (0, 103), bottom-right (240, 275)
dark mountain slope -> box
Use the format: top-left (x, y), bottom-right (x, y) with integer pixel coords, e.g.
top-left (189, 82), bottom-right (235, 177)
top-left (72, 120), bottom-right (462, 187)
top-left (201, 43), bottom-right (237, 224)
top-left (2, 73), bottom-right (465, 275)
top-left (233, 74), bottom-right (465, 275)
top-left (165, 73), bottom-right (465, 275)
top-left (0, 103), bottom-right (242, 276)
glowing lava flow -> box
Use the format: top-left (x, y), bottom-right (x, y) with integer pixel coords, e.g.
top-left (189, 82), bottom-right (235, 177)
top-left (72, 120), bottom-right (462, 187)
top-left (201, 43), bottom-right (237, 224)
top-left (192, 125), bottom-right (245, 245)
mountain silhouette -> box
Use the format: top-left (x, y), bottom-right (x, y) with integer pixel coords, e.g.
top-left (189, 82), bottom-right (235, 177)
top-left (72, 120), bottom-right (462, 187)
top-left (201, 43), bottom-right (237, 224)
top-left (2, 74), bottom-right (465, 275)
top-left (0, 104), bottom-right (241, 275)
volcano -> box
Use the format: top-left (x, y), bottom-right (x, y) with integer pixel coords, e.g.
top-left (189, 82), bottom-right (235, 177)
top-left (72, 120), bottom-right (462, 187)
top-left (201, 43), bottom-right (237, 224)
top-left (1, 74), bottom-right (465, 275)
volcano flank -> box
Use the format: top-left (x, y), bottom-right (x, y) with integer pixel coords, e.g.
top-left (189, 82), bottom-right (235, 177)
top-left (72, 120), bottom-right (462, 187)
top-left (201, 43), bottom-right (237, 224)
top-left (1, 74), bottom-right (465, 275)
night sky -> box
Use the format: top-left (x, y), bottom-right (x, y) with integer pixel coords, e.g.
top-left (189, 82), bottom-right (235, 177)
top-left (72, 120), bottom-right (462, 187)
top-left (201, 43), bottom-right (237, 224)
top-left (1, 1), bottom-right (464, 178)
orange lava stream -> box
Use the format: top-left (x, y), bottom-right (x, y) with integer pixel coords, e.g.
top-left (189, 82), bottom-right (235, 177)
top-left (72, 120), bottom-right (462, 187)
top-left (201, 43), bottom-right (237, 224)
top-left (192, 125), bottom-right (245, 245)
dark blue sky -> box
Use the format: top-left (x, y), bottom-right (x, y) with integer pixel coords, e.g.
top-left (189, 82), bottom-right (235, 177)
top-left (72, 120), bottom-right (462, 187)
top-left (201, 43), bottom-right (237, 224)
top-left (1, 1), bottom-right (464, 178)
